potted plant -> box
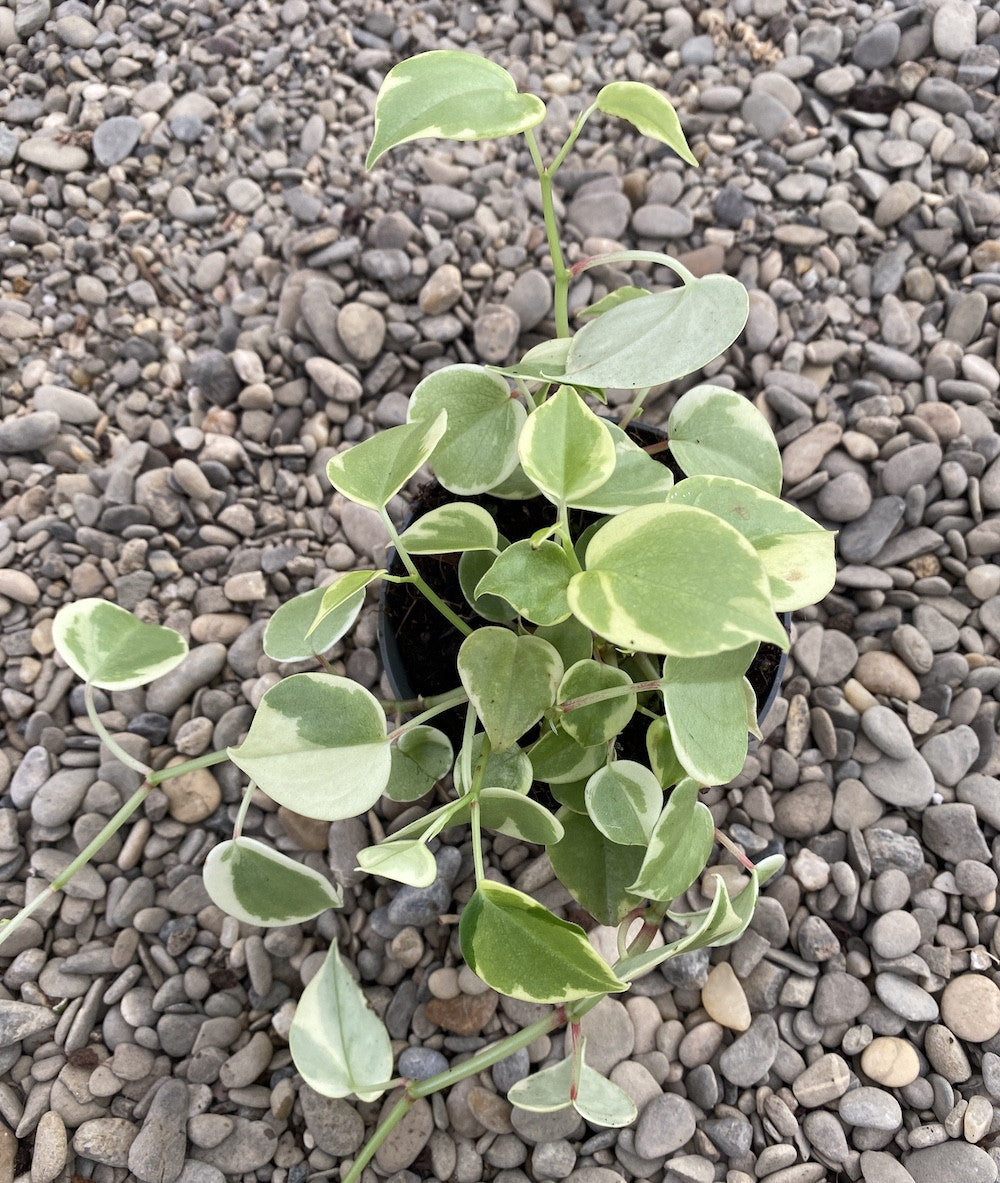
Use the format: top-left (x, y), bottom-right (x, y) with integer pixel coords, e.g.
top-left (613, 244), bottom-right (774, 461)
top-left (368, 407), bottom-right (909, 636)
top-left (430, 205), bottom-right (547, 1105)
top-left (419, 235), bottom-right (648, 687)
top-left (0, 51), bottom-right (836, 1178)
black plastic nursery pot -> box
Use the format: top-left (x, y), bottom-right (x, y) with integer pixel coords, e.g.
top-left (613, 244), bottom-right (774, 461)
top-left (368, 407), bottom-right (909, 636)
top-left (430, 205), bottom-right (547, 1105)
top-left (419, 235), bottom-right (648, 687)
top-left (378, 421), bottom-right (790, 744)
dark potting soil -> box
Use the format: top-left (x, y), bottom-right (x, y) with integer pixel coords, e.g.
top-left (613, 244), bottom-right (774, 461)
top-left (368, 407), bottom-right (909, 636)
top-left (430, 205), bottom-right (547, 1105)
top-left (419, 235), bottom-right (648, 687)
top-left (380, 425), bottom-right (786, 751)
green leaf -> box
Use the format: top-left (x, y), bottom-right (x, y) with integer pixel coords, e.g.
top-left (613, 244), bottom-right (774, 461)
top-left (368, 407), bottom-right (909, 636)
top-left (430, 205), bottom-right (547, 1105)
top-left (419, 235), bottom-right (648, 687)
top-left (326, 412), bottom-right (447, 510)
top-left (573, 1063), bottom-right (639, 1127)
top-left (629, 778), bottom-right (716, 902)
top-left (585, 761), bottom-right (662, 846)
top-left (454, 734), bottom-right (532, 796)
top-left (519, 385), bottom-right (617, 504)
top-left (408, 365), bottom-right (526, 495)
top-left (458, 547), bottom-right (518, 623)
top-left (548, 808), bottom-right (644, 925)
top-left (558, 660), bottom-right (636, 748)
top-left (595, 81), bottom-right (698, 166)
top-left (661, 642), bottom-right (759, 785)
top-left (567, 423), bottom-right (675, 515)
top-left (551, 778), bottom-right (589, 813)
top-left (667, 385), bottom-right (782, 495)
top-left (264, 585), bottom-right (363, 662)
top-left (668, 474), bottom-right (836, 611)
top-left (289, 944), bottom-right (393, 1101)
top-left (399, 503), bottom-right (498, 554)
top-left (646, 717), bottom-right (686, 789)
top-left (228, 673), bottom-right (391, 820)
top-left (459, 881), bottom-right (624, 1002)
top-left (53, 599), bottom-right (187, 691)
top-left (489, 464), bottom-right (541, 500)
top-left (311, 570), bottom-right (385, 638)
top-left (367, 50), bottom-right (546, 169)
top-left (567, 503), bottom-right (789, 656)
top-left (564, 275), bottom-right (749, 390)
top-left (458, 628), bottom-right (562, 751)
top-left (533, 619), bottom-right (594, 669)
top-left (529, 727), bottom-right (607, 785)
top-left (386, 726), bottom-right (453, 802)
top-left (507, 1055), bottom-right (575, 1112)
top-left (356, 839), bottom-right (438, 887)
top-left (578, 286), bottom-right (650, 319)
top-left (475, 540), bottom-right (576, 626)
top-left (203, 837), bottom-right (342, 926)
top-left (489, 338), bottom-right (571, 386)
top-left (478, 788), bottom-right (564, 845)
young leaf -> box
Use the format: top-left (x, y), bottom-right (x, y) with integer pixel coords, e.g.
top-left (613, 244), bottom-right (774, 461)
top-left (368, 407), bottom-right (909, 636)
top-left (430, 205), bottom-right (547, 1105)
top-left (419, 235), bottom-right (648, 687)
top-left (548, 808), bottom-right (644, 926)
top-left (475, 540), bottom-right (576, 626)
top-left (595, 81), bottom-right (697, 166)
top-left (326, 411), bottom-right (447, 510)
top-left (518, 385), bottom-right (617, 504)
top-left (264, 585), bottom-right (364, 662)
top-left (491, 338), bottom-right (571, 385)
top-left (458, 629), bottom-right (563, 751)
top-left (507, 1041), bottom-right (637, 1127)
top-left (660, 642), bottom-right (760, 786)
top-left (585, 761), bottom-right (662, 846)
top-left (356, 840), bottom-right (438, 887)
top-left (563, 275), bottom-right (749, 390)
top-left (567, 503), bottom-right (789, 657)
top-left (203, 837), bottom-right (342, 927)
top-left (459, 881), bottom-right (625, 1002)
top-left (289, 944), bottom-right (393, 1101)
top-left (667, 385), bottom-right (782, 495)
top-left (408, 365), bottom-right (525, 495)
top-left (529, 727), bottom-right (607, 785)
top-left (312, 570), bottom-right (385, 637)
top-left (578, 286), bottom-right (650, 319)
top-left (646, 717), bottom-right (686, 789)
top-left (629, 778), bottom-right (716, 902)
top-left (507, 1055), bottom-right (575, 1112)
top-left (399, 503), bottom-right (498, 554)
top-left (573, 1063), bottom-right (639, 1127)
top-left (478, 788), bottom-right (565, 845)
top-left (558, 660), bottom-right (636, 748)
top-left (367, 50), bottom-right (546, 169)
top-left (667, 474), bottom-right (836, 610)
top-left (228, 674), bottom-right (391, 820)
top-left (533, 619), bottom-right (594, 670)
top-left (454, 734), bottom-right (532, 796)
top-left (459, 546), bottom-right (519, 623)
top-left (567, 423), bottom-right (674, 515)
top-left (386, 726), bottom-right (453, 802)
top-left (53, 599), bottom-right (187, 691)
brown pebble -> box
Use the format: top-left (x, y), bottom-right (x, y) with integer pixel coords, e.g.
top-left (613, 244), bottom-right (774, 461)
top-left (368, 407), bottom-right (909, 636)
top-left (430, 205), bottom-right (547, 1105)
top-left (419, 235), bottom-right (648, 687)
top-left (466, 1085), bottom-right (514, 1134)
top-left (424, 991), bottom-right (499, 1036)
top-left (160, 758), bottom-right (221, 823)
top-left (277, 806), bottom-right (330, 852)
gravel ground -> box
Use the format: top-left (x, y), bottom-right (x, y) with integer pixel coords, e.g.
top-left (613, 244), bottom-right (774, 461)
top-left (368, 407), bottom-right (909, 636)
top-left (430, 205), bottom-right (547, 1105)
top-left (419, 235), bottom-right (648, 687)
top-left (2, 0), bottom-right (1000, 1181)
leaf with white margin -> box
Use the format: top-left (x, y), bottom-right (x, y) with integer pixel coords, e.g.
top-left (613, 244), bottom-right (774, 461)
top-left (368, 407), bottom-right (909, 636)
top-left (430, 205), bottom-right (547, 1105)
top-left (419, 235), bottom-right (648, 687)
top-left (667, 385), bottom-right (782, 495)
top-left (558, 660), bottom-right (635, 748)
top-left (507, 1054), bottom-right (575, 1112)
top-left (399, 503), bottom-right (499, 554)
top-left (567, 503), bottom-right (788, 657)
top-left (356, 839), bottom-right (437, 887)
top-left (408, 365), bottom-right (526, 495)
top-left (289, 943), bottom-right (393, 1100)
top-left (326, 412), bottom-right (447, 510)
top-left (564, 274), bottom-right (749, 390)
top-left (585, 761), bottom-right (662, 846)
top-left (203, 837), bottom-right (342, 926)
top-left (667, 473), bottom-right (836, 610)
top-left (595, 81), bottom-right (697, 166)
top-left (518, 385), bottom-right (616, 504)
top-left (548, 808), bottom-right (644, 926)
top-left (629, 778), bottom-right (715, 902)
top-left (311, 570), bottom-right (385, 638)
top-left (264, 585), bottom-right (364, 662)
top-left (367, 50), bottom-right (546, 170)
top-left (228, 673), bottom-right (391, 821)
top-left (507, 1039), bottom-right (637, 1127)
top-left (567, 422), bottom-right (674, 515)
top-left (572, 1063), bottom-right (638, 1127)
top-left (385, 727), bottom-right (453, 802)
top-left (53, 599), bottom-right (187, 691)
top-left (475, 540), bottom-right (576, 626)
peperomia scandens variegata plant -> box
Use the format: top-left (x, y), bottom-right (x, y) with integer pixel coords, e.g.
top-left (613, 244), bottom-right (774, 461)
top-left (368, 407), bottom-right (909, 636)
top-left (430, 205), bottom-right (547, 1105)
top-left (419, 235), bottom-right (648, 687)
top-left (1, 50), bottom-right (837, 1181)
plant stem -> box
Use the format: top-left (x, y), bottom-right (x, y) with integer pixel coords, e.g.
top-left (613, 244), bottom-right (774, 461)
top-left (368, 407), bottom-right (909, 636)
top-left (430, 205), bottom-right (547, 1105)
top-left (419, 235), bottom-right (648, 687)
top-left (381, 509), bottom-right (472, 637)
top-left (571, 248), bottom-right (698, 286)
top-left (559, 679), bottom-right (661, 713)
top-left (714, 827), bottom-right (756, 873)
top-left (619, 386), bottom-right (651, 432)
top-left (385, 687), bottom-right (470, 741)
top-left (146, 748), bottom-right (230, 786)
top-left (233, 782), bottom-right (256, 841)
top-left (85, 683), bottom-right (152, 777)
top-left (340, 1091), bottom-right (413, 1183)
top-left (524, 128), bottom-right (572, 339)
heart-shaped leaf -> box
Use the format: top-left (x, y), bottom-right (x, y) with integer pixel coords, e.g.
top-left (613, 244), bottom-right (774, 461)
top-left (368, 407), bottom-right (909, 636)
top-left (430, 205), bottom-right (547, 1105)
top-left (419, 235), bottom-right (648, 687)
top-left (595, 81), bottom-right (697, 166)
top-left (563, 274), bottom-right (748, 390)
top-left (460, 881), bottom-right (624, 1002)
top-left (228, 674), bottom-right (391, 820)
top-left (585, 761), bottom-right (662, 846)
top-left (567, 423), bottom-right (674, 515)
top-left (367, 50), bottom-right (546, 169)
top-left (475, 540), bottom-right (576, 626)
top-left (289, 944), bottom-right (393, 1101)
top-left (356, 839), bottom-right (438, 887)
top-left (203, 837), bottom-right (342, 926)
top-left (629, 778), bottom-right (716, 902)
top-left (568, 503), bottom-right (788, 657)
top-left (311, 570), bottom-right (385, 638)
top-left (578, 286), bottom-right (650, 319)
top-left (529, 727), bottom-right (607, 785)
top-left (507, 1040), bottom-right (637, 1127)
top-left (53, 599), bottom-right (187, 691)
top-left (264, 585), bottom-right (364, 662)
top-left (459, 546), bottom-right (518, 623)
top-left (572, 1063), bottom-right (638, 1127)
top-left (533, 619), bottom-right (594, 669)
top-left (519, 385), bottom-right (616, 504)
top-left (507, 1054), bottom-right (575, 1112)
top-left (408, 365), bottom-right (525, 495)
top-left (558, 660), bottom-right (636, 748)
top-left (548, 808), bottom-right (644, 926)
top-left (327, 412), bottom-right (447, 510)
top-left (399, 503), bottom-right (499, 554)
top-left (385, 727), bottom-right (453, 802)
top-left (458, 628), bottom-right (562, 751)
top-left (667, 385), bottom-right (782, 495)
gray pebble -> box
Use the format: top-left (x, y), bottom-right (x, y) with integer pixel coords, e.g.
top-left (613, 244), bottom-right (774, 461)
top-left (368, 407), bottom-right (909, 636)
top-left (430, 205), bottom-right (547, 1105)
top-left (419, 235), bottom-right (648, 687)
top-left (719, 1015), bottom-right (779, 1087)
top-left (633, 1093), bottom-right (696, 1158)
top-left (861, 706), bottom-right (914, 760)
top-left (0, 410), bottom-right (60, 453)
top-left (400, 1047), bottom-right (449, 1082)
top-left (862, 752), bottom-right (936, 810)
top-left (92, 117), bottom-right (142, 167)
top-left (905, 1142), bottom-right (997, 1183)
top-left (920, 728), bottom-right (980, 788)
top-left (127, 1079), bottom-right (188, 1183)
top-left (921, 803), bottom-right (990, 863)
top-left (875, 974), bottom-right (939, 1023)
top-left (299, 1086), bottom-right (365, 1155)
top-left (839, 1085), bottom-right (903, 1130)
